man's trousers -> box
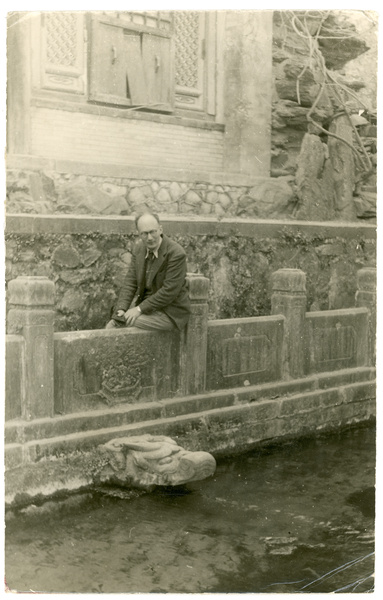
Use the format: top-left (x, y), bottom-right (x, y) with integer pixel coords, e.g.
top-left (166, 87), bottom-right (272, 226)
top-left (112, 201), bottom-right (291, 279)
top-left (105, 310), bottom-right (177, 332)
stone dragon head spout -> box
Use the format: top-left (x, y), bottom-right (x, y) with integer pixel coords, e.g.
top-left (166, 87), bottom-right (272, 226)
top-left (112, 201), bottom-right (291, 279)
top-left (96, 434), bottom-right (216, 490)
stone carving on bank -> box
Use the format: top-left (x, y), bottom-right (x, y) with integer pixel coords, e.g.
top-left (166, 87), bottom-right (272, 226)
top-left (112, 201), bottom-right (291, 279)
top-left (96, 434), bottom-right (216, 490)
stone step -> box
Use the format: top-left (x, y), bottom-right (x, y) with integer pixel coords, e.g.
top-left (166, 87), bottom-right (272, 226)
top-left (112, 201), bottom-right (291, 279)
top-left (4, 368), bottom-right (376, 470)
top-left (4, 367), bottom-right (374, 446)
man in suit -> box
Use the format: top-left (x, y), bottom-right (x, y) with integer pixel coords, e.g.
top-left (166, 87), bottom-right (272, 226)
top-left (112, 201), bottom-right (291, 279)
top-left (106, 213), bottom-right (191, 331)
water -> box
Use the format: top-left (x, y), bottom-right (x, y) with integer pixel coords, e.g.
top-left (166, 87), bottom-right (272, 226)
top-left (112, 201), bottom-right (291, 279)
top-left (5, 425), bottom-right (375, 594)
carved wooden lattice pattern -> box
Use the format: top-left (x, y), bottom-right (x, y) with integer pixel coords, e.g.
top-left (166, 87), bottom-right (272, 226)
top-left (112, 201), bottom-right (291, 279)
top-left (174, 11), bottom-right (199, 88)
top-left (45, 12), bottom-right (78, 67)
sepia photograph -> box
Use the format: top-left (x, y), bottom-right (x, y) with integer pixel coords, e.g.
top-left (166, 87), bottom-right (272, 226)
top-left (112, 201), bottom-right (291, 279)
top-left (3, 3), bottom-right (378, 594)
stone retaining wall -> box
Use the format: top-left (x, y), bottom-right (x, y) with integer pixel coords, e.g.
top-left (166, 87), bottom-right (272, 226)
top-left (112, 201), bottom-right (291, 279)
top-left (5, 215), bottom-right (376, 332)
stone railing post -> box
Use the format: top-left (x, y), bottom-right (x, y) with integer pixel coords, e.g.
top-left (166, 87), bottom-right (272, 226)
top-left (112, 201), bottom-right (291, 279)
top-left (7, 276), bottom-right (55, 420)
top-left (271, 268), bottom-right (307, 379)
top-left (355, 267), bottom-right (376, 365)
top-left (179, 274), bottom-right (209, 396)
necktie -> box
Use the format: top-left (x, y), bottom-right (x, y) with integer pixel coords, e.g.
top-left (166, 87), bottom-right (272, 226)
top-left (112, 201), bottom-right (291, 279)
top-left (145, 252), bottom-right (155, 285)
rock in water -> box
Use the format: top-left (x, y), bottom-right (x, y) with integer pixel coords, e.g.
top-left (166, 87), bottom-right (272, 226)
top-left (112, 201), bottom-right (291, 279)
top-left (95, 434), bottom-right (216, 490)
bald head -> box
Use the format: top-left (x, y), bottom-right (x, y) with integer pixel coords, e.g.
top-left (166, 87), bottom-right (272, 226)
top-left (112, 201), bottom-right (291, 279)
top-left (135, 213), bottom-right (160, 231)
top-left (135, 213), bottom-right (163, 251)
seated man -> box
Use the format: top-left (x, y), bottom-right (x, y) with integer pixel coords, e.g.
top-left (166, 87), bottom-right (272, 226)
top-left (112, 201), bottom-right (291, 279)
top-left (106, 213), bottom-right (191, 331)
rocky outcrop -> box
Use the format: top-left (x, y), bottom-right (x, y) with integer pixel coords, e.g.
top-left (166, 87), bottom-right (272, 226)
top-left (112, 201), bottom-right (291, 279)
top-left (271, 10), bottom-right (377, 222)
top-left (294, 134), bottom-right (335, 221)
top-left (317, 12), bottom-right (369, 70)
top-left (237, 178), bottom-right (297, 218)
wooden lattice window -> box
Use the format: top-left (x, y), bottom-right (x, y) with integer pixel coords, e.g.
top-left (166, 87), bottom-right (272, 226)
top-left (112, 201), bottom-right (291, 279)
top-left (34, 11), bottom-right (217, 118)
top-left (174, 11), bottom-right (216, 115)
top-left (38, 12), bottom-right (85, 94)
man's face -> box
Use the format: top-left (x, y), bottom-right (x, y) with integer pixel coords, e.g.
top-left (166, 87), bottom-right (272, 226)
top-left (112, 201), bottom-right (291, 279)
top-left (136, 215), bottom-right (163, 250)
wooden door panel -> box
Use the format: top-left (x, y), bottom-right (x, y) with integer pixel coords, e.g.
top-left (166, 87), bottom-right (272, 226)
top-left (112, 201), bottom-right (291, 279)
top-left (89, 19), bottom-right (129, 105)
top-left (142, 33), bottom-right (173, 111)
top-left (124, 32), bottom-right (148, 105)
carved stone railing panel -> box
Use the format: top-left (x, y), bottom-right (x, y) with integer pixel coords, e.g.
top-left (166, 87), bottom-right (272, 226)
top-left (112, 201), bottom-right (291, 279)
top-left (206, 316), bottom-right (285, 390)
top-left (54, 328), bottom-right (180, 414)
top-left (305, 308), bottom-right (369, 373)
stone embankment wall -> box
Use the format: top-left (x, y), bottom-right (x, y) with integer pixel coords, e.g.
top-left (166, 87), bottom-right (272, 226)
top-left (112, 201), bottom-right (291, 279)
top-left (5, 215), bottom-right (376, 332)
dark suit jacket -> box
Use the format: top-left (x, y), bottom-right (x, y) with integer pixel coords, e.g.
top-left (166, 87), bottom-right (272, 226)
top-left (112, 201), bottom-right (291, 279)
top-left (115, 235), bottom-right (191, 330)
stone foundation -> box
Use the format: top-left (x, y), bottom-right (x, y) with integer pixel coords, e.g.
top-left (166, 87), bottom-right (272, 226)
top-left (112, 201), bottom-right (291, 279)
top-left (6, 167), bottom-right (297, 220)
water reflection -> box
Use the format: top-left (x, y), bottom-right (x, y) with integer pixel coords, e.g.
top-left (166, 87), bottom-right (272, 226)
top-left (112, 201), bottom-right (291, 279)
top-left (5, 425), bottom-right (375, 593)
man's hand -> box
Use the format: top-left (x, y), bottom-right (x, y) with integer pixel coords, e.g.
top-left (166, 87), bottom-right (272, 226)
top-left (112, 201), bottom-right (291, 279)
top-left (123, 306), bottom-right (141, 326)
